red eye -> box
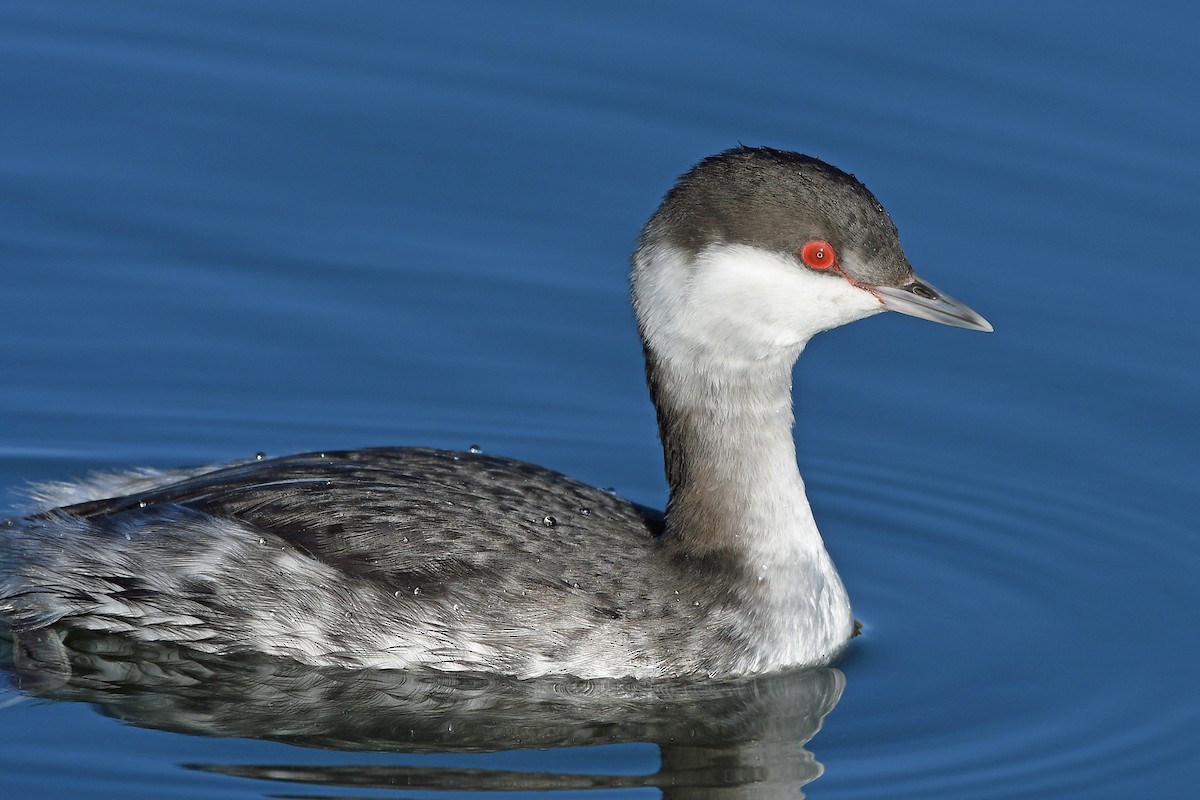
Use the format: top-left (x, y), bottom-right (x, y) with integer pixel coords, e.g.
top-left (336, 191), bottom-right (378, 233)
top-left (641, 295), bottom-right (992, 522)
top-left (801, 240), bottom-right (837, 270)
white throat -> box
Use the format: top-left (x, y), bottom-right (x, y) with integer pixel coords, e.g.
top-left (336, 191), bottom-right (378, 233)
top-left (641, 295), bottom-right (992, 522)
top-left (633, 241), bottom-right (884, 366)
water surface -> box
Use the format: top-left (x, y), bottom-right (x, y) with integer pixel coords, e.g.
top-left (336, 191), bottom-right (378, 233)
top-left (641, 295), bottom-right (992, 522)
top-left (2, 1), bottom-right (1197, 798)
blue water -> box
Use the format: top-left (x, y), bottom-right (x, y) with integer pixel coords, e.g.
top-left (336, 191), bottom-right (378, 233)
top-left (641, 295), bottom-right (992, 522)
top-left (2, 1), bottom-right (1197, 798)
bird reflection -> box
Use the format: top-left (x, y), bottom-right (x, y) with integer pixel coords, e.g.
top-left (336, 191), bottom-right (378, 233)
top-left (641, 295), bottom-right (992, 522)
top-left (2, 630), bottom-right (844, 798)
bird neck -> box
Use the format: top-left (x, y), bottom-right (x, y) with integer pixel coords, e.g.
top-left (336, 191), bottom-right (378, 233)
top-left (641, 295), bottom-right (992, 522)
top-left (645, 346), bottom-right (825, 566)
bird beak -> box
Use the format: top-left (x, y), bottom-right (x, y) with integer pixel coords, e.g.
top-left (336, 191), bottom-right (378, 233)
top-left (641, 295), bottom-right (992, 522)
top-left (873, 276), bottom-right (993, 332)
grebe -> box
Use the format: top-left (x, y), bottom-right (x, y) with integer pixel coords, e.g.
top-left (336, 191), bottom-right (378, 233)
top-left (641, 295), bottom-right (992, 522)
top-left (1, 147), bottom-right (990, 680)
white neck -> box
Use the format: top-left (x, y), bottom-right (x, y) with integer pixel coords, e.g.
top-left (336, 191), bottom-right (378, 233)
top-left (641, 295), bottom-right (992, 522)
top-left (632, 240), bottom-right (879, 668)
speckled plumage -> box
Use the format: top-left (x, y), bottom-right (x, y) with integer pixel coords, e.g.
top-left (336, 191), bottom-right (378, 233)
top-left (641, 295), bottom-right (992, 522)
top-left (4, 448), bottom-right (841, 678)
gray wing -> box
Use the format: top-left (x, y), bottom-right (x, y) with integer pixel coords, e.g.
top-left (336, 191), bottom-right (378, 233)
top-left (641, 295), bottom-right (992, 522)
top-left (41, 448), bottom-right (665, 600)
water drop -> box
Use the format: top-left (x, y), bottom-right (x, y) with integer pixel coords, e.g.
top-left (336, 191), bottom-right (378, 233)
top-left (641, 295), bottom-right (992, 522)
top-left (468, 444), bottom-right (482, 454)
top-left (255, 451), bottom-right (266, 461)
top-left (543, 515), bottom-right (557, 527)
top-left (138, 501), bottom-right (147, 509)
top-left (413, 587), bottom-right (421, 595)
top-left (578, 508), bottom-right (591, 516)
top-left (402, 536), bottom-right (409, 543)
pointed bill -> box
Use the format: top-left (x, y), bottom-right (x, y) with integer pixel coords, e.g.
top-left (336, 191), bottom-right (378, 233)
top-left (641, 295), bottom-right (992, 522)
top-left (874, 277), bottom-right (993, 332)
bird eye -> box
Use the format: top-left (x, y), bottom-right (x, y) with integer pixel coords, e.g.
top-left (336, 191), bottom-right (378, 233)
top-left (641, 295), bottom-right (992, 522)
top-left (801, 240), bottom-right (837, 270)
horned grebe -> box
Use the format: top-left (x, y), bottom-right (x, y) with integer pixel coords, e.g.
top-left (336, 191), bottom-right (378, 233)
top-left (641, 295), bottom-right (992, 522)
top-left (1, 147), bottom-right (991, 680)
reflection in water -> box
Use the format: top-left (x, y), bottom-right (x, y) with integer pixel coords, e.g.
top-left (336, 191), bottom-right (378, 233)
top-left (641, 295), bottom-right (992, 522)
top-left (2, 630), bottom-right (843, 798)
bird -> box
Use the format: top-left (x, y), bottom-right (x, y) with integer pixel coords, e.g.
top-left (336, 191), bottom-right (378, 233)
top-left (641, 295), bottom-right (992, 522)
top-left (0, 146), bottom-right (991, 681)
